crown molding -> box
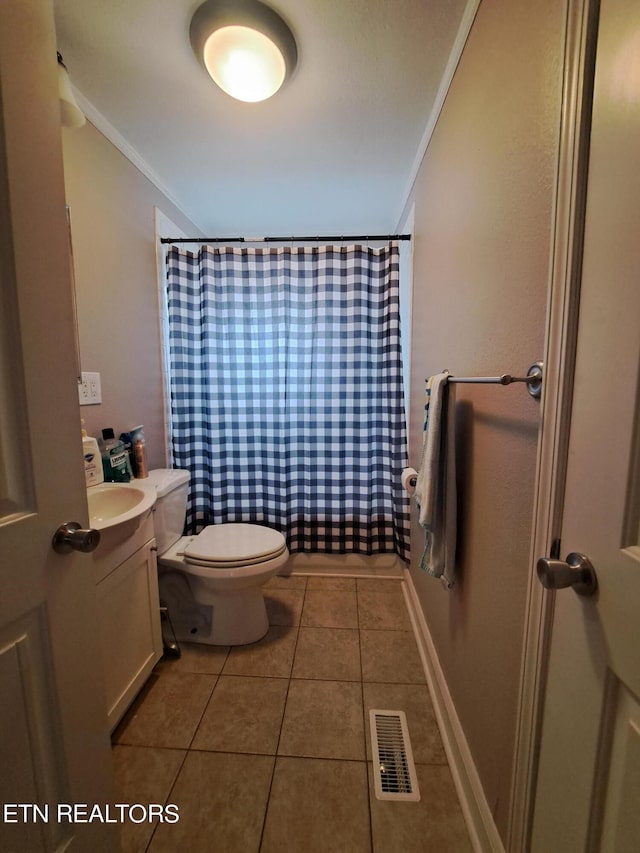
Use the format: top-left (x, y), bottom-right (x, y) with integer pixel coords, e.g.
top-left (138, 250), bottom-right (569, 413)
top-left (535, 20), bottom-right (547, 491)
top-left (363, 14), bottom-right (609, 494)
top-left (396, 0), bottom-right (481, 229)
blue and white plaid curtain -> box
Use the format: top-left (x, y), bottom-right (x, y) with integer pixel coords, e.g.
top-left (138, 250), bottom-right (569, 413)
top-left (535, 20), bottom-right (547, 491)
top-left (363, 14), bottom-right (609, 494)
top-left (165, 243), bottom-right (410, 561)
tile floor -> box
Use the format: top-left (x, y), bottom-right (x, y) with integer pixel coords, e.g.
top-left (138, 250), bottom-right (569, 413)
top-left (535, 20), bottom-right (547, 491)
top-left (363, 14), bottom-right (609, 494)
top-left (112, 576), bottom-right (472, 852)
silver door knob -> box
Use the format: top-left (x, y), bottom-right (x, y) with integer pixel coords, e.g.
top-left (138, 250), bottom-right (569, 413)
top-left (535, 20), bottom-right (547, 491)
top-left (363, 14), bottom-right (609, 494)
top-left (536, 552), bottom-right (597, 596)
top-left (52, 521), bottom-right (100, 554)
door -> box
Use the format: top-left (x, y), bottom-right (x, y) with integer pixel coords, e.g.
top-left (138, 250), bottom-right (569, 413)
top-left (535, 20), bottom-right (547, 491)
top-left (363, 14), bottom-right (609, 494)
top-left (0, 2), bottom-right (115, 851)
top-left (531, 0), bottom-right (640, 849)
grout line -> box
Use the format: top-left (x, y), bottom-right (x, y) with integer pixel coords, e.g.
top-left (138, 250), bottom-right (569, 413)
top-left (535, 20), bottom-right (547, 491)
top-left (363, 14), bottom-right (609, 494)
top-left (144, 646), bottom-right (231, 847)
top-left (143, 744), bottom-right (190, 851)
top-left (257, 578), bottom-right (306, 850)
top-left (356, 584), bottom-right (375, 851)
top-left (288, 673), bottom-right (365, 684)
top-left (184, 746), bottom-right (371, 765)
top-left (137, 671), bottom-right (226, 845)
top-left (185, 670), bottom-right (224, 749)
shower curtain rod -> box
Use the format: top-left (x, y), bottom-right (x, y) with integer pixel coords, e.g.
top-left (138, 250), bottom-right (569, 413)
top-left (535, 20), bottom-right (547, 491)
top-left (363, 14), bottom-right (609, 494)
top-left (160, 234), bottom-right (411, 245)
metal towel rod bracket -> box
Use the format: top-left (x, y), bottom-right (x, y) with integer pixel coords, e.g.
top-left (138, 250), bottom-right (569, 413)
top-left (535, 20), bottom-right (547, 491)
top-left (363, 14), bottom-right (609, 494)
top-left (426, 361), bottom-right (544, 399)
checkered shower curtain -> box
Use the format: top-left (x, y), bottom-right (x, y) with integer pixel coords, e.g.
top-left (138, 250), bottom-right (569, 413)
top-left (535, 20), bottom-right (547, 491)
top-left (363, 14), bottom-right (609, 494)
top-left (165, 243), bottom-right (410, 561)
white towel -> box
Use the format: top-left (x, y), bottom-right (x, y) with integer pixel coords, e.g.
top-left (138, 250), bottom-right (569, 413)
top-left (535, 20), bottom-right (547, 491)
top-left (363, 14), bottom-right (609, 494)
top-left (414, 373), bottom-right (457, 588)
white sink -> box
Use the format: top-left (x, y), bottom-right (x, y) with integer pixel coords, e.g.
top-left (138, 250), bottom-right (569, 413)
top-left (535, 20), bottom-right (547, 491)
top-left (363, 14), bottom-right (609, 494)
top-left (87, 481), bottom-right (156, 531)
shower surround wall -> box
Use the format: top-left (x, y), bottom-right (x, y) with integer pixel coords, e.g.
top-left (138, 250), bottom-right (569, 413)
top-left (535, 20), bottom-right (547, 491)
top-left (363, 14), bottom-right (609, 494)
top-left (402, 0), bottom-right (565, 843)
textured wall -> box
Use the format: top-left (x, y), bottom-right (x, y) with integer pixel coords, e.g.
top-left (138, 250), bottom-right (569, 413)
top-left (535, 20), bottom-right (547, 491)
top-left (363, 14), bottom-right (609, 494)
top-left (403, 0), bottom-right (565, 840)
top-left (61, 123), bottom-right (199, 468)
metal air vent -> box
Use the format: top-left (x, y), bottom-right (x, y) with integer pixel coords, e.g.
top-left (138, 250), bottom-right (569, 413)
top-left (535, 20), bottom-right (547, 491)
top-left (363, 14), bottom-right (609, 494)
top-left (369, 709), bottom-right (420, 801)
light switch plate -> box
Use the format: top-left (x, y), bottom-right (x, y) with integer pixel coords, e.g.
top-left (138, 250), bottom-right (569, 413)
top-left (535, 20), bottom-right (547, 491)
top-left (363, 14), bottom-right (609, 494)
top-left (78, 371), bottom-right (102, 406)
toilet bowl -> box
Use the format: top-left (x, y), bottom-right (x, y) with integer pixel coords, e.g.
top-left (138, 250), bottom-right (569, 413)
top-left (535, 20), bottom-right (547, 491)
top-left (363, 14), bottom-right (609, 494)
top-left (149, 469), bottom-right (289, 645)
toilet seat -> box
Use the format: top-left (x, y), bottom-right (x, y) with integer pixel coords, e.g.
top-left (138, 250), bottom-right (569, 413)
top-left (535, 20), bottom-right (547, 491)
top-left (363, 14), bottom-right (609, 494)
top-left (158, 529), bottom-right (289, 581)
top-left (184, 545), bottom-right (287, 569)
top-left (183, 523), bottom-right (287, 569)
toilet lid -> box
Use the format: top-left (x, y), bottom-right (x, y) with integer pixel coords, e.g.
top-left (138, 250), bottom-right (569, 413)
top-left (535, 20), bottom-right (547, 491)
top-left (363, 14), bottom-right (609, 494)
top-left (184, 523), bottom-right (287, 566)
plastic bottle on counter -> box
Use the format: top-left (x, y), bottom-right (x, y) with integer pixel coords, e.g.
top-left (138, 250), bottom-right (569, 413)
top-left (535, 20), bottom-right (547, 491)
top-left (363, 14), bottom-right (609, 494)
top-left (82, 420), bottom-right (104, 486)
top-left (118, 430), bottom-right (134, 474)
top-left (101, 428), bottom-right (132, 482)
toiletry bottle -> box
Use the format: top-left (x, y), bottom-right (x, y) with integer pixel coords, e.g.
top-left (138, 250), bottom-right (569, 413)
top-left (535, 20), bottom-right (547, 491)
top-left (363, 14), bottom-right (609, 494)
top-left (119, 430), bottom-right (135, 476)
top-left (82, 420), bottom-right (104, 486)
top-left (131, 425), bottom-right (148, 478)
top-left (101, 428), bottom-right (132, 482)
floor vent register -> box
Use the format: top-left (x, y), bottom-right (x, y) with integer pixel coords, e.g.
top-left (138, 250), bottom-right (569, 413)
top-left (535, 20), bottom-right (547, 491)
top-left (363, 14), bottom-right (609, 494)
top-left (369, 709), bottom-right (420, 802)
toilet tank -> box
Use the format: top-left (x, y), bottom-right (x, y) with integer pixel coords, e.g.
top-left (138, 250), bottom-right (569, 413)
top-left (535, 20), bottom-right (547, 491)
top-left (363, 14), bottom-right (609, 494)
top-left (148, 468), bottom-right (190, 554)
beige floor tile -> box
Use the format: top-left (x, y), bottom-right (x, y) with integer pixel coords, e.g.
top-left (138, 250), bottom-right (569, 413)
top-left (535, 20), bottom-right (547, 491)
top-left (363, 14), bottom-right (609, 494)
top-left (356, 578), bottom-right (404, 594)
top-left (148, 751), bottom-right (274, 853)
top-left (192, 675), bottom-right (288, 755)
top-left (264, 574), bottom-right (308, 590)
top-left (113, 573), bottom-right (466, 853)
top-left (112, 671), bottom-right (216, 749)
top-left (112, 745), bottom-right (185, 853)
top-left (357, 590), bottom-right (412, 630)
top-left (292, 627), bottom-right (361, 681)
top-left (265, 588), bottom-right (305, 625)
top-left (155, 641), bottom-right (229, 675)
top-left (363, 683), bottom-right (446, 764)
top-left (306, 575), bottom-right (356, 591)
top-left (279, 679), bottom-right (365, 760)
top-left (222, 625), bottom-right (298, 678)
top-left (360, 630), bottom-right (425, 684)
top-left (301, 590), bottom-right (359, 628)
top-left (261, 757), bottom-right (371, 853)
top-left (368, 763), bottom-right (472, 852)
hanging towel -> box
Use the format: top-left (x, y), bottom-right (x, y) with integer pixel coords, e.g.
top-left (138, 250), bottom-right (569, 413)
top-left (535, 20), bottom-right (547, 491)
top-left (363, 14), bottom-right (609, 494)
top-left (414, 372), bottom-right (457, 588)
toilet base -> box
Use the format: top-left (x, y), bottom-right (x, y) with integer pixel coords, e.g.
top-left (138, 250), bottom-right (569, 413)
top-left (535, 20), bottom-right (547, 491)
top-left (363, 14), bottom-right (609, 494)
top-left (157, 538), bottom-right (289, 646)
top-left (190, 581), bottom-right (270, 645)
top-left (158, 568), bottom-right (271, 646)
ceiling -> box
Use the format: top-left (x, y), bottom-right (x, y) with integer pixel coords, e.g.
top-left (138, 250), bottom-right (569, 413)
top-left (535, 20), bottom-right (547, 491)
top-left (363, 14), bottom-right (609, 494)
top-left (53, 0), bottom-right (470, 236)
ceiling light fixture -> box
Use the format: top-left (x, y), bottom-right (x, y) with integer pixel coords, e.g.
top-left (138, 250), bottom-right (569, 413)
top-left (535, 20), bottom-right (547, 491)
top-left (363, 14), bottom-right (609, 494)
top-left (190, 0), bottom-right (297, 103)
top-left (57, 52), bottom-right (85, 128)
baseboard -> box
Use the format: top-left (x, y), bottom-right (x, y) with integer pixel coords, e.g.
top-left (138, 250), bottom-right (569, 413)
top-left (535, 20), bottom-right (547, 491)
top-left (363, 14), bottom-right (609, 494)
top-left (403, 570), bottom-right (505, 853)
top-left (286, 552), bottom-right (405, 577)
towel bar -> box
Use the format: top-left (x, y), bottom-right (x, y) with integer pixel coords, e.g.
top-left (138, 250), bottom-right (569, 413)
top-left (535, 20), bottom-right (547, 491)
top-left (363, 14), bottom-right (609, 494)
top-left (426, 361), bottom-right (543, 399)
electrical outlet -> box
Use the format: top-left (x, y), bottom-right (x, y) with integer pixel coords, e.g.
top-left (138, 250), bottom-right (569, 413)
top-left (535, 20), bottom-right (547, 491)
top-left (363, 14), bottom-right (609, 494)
top-left (78, 371), bottom-right (102, 406)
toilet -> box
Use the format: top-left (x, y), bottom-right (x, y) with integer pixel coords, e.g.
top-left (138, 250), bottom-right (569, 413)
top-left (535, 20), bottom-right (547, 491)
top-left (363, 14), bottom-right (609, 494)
top-left (149, 468), bottom-right (289, 645)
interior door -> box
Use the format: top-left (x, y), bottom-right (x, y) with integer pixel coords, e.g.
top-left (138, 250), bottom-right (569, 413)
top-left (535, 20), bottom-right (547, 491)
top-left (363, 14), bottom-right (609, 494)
top-left (531, 0), bottom-right (640, 849)
top-left (0, 2), bottom-right (115, 851)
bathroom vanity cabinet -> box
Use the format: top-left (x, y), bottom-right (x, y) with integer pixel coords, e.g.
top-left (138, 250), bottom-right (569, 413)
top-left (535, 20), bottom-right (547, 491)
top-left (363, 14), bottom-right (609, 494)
top-left (92, 511), bottom-right (162, 731)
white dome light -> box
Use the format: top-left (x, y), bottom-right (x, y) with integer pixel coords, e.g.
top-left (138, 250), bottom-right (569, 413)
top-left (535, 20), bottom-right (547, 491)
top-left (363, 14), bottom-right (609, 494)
top-left (191, 1), bottom-right (297, 103)
top-left (203, 25), bottom-right (286, 102)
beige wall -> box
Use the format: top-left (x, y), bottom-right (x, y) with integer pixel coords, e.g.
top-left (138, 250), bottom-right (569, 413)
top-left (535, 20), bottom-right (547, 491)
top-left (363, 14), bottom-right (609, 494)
top-left (404, 0), bottom-right (565, 841)
top-left (61, 122), bottom-right (199, 469)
